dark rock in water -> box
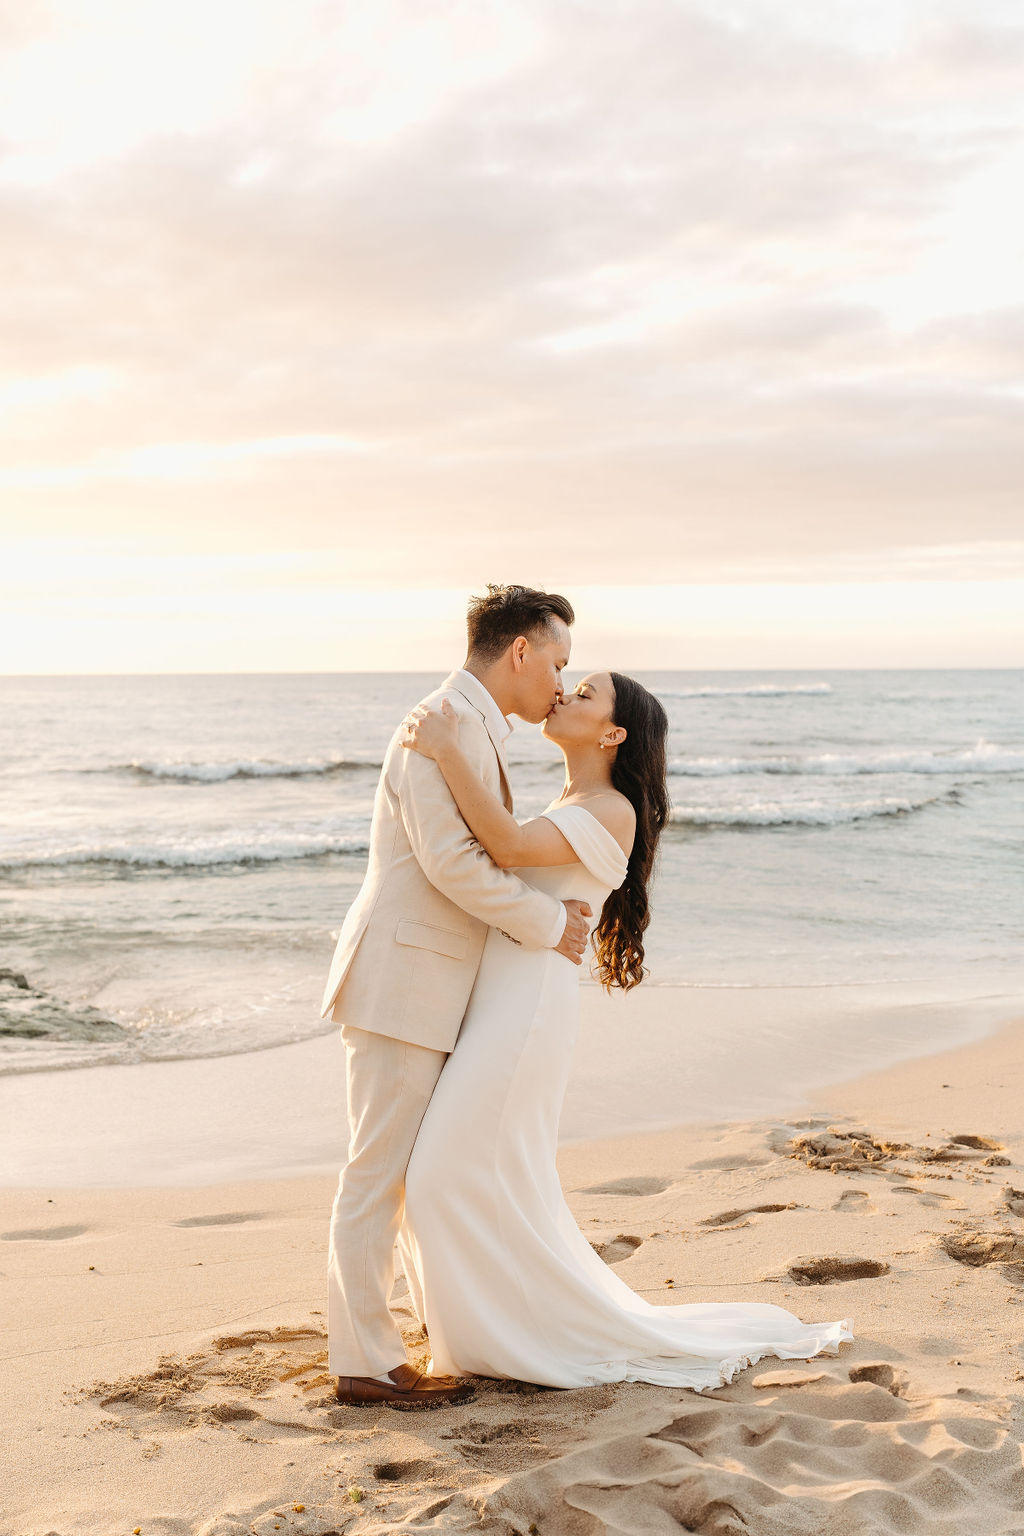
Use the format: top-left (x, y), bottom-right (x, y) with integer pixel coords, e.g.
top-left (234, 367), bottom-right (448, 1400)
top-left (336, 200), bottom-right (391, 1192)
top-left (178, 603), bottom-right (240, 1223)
top-left (0, 970), bottom-right (125, 1042)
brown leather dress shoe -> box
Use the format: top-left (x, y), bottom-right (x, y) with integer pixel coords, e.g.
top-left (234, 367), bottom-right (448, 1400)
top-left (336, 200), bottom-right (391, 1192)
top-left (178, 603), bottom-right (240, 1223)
top-left (334, 1361), bottom-right (474, 1411)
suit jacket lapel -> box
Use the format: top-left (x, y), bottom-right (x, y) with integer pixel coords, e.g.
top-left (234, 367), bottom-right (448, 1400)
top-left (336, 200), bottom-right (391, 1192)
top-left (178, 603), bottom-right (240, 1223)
top-left (443, 672), bottom-right (514, 812)
top-left (490, 734), bottom-right (514, 813)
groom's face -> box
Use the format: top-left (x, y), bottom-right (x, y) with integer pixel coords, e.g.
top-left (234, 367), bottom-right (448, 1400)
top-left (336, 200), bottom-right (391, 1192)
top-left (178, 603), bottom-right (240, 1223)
top-left (514, 619), bottom-right (572, 724)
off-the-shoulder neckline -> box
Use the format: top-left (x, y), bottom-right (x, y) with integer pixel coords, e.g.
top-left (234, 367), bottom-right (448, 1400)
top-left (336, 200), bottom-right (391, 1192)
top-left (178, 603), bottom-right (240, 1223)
top-left (542, 800), bottom-right (631, 863)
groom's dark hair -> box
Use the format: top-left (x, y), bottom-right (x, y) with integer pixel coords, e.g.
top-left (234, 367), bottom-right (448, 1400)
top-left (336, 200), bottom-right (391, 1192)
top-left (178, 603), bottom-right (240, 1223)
top-left (466, 585), bottom-right (574, 663)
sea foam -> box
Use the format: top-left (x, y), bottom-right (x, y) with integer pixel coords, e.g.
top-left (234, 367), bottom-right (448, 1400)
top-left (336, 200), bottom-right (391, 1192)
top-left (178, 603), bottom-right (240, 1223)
top-left (668, 789), bottom-right (960, 829)
top-left (658, 682), bottom-right (833, 699)
top-left (668, 739), bottom-right (1024, 778)
top-left (0, 832), bottom-right (370, 872)
top-left (111, 757), bottom-right (381, 783)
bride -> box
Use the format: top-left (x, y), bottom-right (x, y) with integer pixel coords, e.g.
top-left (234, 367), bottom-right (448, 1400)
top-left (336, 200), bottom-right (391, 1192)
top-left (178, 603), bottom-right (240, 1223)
top-left (398, 670), bottom-right (853, 1391)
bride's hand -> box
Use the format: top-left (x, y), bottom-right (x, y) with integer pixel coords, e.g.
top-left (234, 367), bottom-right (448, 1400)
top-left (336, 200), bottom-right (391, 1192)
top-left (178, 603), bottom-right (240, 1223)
top-left (400, 697), bottom-right (460, 761)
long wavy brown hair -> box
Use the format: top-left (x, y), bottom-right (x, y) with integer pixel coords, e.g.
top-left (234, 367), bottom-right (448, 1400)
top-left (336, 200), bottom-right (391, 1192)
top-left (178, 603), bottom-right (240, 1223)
top-left (592, 673), bottom-right (670, 991)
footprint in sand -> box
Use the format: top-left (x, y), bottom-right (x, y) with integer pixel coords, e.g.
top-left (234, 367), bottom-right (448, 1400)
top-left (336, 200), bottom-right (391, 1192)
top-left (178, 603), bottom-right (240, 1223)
top-left (581, 1176), bottom-right (673, 1196)
top-left (690, 1152), bottom-right (772, 1171)
top-left (172, 1211), bottom-right (266, 1227)
top-left (372, 1458), bottom-right (435, 1482)
top-left (72, 1324), bottom-right (333, 1442)
top-left (591, 1234), bottom-right (643, 1264)
top-left (195, 1402), bottom-right (263, 1424)
top-left (892, 1184), bottom-right (961, 1209)
top-left (442, 1416), bottom-right (560, 1468)
top-left (785, 1254), bottom-right (890, 1285)
top-left (1, 1224), bottom-right (90, 1241)
top-left (833, 1190), bottom-right (875, 1213)
top-left (848, 1361), bottom-right (910, 1397)
top-left (941, 1229), bottom-right (1024, 1284)
top-left (924, 1134), bottom-right (1010, 1169)
top-left (699, 1203), bottom-right (799, 1228)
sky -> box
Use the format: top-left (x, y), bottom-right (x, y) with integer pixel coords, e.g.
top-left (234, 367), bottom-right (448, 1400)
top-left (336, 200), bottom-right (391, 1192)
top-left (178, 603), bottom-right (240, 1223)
top-left (1, 0), bottom-right (1022, 672)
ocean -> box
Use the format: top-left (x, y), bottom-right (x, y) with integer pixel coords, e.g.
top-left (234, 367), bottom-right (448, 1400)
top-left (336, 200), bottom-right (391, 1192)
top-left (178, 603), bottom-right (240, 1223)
top-left (2, 669), bottom-right (1022, 1080)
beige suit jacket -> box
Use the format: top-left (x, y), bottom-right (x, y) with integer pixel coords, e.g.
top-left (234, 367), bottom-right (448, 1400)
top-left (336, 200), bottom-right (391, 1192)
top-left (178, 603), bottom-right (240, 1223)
top-left (319, 671), bottom-right (565, 1052)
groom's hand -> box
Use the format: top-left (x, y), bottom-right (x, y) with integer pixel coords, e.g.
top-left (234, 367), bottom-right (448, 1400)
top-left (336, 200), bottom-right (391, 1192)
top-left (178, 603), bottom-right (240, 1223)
top-left (555, 900), bottom-right (593, 965)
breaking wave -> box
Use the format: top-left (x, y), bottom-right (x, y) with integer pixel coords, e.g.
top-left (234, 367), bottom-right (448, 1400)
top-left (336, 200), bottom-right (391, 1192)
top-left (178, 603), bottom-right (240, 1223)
top-left (93, 757), bottom-right (382, 783)
top-left (668, 740), bottom-right (1024, 778)
top-left (0, 832), bottom-right (370, 873)
top-left (668, 790), bottom-right (960, 829)
top-left (659, 682), bottom-right (832, 699)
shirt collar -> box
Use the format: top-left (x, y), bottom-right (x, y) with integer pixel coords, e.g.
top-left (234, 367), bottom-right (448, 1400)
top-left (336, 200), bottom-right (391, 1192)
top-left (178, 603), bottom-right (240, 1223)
top-left (448, 668), bottom-right (514, 745)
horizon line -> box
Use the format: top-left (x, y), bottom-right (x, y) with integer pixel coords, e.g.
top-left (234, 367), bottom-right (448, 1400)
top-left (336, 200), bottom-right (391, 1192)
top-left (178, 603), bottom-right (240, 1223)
top-left (1, 664), bottom-right (1021, 680)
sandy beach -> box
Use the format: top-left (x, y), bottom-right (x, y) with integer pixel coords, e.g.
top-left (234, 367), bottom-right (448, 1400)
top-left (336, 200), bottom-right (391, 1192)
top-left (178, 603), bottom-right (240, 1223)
top-left (4, 0), bottom-right (1024, 1522)
top-left (3, 991), bottom-right (1024, 1535)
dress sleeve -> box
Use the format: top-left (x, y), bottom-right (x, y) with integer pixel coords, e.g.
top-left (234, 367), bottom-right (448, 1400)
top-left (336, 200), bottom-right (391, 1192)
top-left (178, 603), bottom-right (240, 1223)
top-left (540, 804), bottom-right (629, 890)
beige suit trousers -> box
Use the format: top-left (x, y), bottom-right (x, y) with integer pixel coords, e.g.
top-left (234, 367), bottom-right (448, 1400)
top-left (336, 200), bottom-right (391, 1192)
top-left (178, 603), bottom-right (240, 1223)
top-left (327, 1024), bottom-right (447, 1377)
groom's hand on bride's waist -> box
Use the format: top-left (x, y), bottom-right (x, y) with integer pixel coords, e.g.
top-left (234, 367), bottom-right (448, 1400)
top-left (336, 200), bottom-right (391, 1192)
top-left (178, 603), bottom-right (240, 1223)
top-left (554, 899), bottom-right (592, 965)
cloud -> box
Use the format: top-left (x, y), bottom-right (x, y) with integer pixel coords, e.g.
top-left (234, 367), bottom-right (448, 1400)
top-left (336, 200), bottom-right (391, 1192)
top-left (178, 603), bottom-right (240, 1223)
top-left (1, 0), bottom-right (1023, 592)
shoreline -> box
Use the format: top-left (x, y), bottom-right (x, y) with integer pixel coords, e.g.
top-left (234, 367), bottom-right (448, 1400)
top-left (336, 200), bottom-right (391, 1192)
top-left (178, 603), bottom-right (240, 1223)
top-left (4, 979), bottom-right (1022, 1189)
top-left (4, 1002), bottom-right (1024, 1532)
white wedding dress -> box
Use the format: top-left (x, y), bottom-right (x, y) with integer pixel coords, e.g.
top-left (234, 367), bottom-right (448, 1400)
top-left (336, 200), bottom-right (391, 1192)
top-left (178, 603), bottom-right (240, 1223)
top-left (400, 803), bottom-right (853, 1390)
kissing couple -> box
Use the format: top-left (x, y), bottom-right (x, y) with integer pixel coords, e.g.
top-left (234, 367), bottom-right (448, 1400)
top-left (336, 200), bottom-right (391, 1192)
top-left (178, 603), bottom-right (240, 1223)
top-left (321, 584), bottom-right (853, 1408)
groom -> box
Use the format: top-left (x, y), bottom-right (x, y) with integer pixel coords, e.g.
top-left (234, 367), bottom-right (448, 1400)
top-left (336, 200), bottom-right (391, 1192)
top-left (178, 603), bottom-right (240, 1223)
top-left (322, 584), bottom-right (592, 1408)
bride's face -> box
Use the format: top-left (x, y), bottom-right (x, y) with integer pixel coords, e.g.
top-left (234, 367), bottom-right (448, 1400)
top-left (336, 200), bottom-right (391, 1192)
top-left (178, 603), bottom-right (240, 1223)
top-left (542, 671), bottom-right (617, 748)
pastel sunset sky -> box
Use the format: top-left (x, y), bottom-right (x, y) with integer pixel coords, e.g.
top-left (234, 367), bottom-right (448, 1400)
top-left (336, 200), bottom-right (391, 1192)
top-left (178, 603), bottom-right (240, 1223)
top-left (1, 0), bottom-right (1022, 671)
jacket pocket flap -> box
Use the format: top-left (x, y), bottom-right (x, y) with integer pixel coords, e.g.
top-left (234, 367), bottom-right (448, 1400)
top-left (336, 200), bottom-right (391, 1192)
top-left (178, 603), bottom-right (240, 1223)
top-left (395, 919), bottom-right (468, 960)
